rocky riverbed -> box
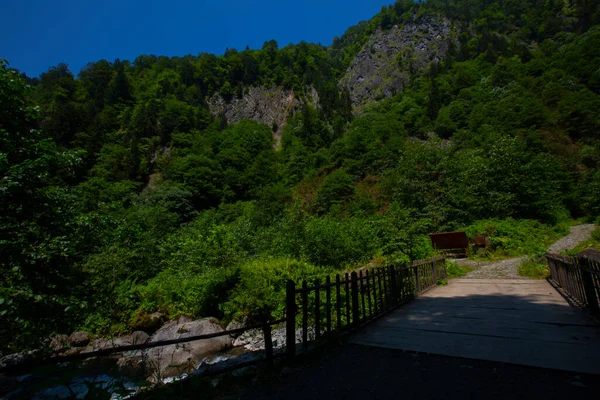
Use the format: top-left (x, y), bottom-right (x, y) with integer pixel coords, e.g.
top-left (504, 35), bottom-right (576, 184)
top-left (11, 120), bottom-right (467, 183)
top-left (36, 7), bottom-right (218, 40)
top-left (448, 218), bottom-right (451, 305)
top-left (0, 315), bottom-right (311, 399)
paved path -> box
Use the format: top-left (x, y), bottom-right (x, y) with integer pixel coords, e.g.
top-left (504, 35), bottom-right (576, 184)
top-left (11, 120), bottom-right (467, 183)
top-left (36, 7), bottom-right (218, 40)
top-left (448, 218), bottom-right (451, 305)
top-left (348, 278), bottom-right (600, 374)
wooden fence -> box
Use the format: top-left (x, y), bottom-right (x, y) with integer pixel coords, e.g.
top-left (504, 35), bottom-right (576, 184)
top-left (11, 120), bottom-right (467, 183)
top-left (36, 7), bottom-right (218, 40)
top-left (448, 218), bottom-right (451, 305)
top-left (546, 252), bottom-right (600, 316)
top-left (285, 257), bottom-right (447, 357)
top-left (3, 257), bottom-right (446, 374)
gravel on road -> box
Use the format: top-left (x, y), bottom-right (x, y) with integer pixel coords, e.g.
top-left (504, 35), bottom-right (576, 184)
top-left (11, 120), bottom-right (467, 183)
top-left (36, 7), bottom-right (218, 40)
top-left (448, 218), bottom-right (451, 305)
top-left (457, 224), bottom-right (596, 280)
top-left (547, 224), bottom-right (595, 254)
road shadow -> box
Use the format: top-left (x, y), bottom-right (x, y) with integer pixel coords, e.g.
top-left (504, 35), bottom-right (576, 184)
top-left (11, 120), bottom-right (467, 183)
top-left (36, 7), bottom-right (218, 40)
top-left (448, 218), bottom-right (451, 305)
top-left (242, 286), bottom-right (600, 400)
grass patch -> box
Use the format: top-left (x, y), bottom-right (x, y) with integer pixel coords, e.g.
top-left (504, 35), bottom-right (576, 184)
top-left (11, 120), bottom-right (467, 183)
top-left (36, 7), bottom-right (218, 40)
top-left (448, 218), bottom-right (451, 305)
top-left (518, 258), bottom-right (550, 279)
top-left (445, 261), bottom-right (475, 279)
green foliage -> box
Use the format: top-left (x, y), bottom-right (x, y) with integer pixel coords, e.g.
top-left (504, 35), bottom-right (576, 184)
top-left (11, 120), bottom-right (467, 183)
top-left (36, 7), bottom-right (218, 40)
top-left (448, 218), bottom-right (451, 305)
top-left (301, 217), bottom-right (378, 268)
top-left (0, 60), bottom-right (85, 351)
top-left (314, 170), bottom-right (355, 214)
top-left (135, 266), bottom-right (238, 321)
top-left (445, 261), bottom-right (475, 279)
top-left (224, 258), bottom-right (330, 322)
top-left (3, 0), bottom-right (600, 353)
top-left (464, 219), bottom-right (570, 258)
top-left (519, 258), bottom-right (550, 279)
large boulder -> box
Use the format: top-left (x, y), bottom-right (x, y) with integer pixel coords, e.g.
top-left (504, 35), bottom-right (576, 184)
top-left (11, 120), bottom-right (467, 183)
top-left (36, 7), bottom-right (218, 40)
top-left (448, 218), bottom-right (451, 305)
top-left (68, 331), bottom-right (90, 347)
top-left (132, 312), bottom-right (167, 333)
top-left (225, 317), bottom-right (248, 338)
top-left (145, 317), bottom-right (232, 380)
top-left (75, 331), bottom-right (151, 376)
top-left (49, 334), bottom-right (70, 353)
top-left (80, 330), bottom-right (151, 356)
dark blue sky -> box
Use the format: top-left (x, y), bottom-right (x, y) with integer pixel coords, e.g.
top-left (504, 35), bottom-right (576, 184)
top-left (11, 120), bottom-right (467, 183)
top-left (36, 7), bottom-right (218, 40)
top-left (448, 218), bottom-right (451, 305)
top-left (2, 0), bottom-right (394, 77)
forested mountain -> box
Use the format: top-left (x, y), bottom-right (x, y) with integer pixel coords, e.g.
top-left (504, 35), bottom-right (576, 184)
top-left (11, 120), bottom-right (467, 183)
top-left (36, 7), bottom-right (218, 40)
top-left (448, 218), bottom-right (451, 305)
top-left (2, 0), bottom-right (600, 354)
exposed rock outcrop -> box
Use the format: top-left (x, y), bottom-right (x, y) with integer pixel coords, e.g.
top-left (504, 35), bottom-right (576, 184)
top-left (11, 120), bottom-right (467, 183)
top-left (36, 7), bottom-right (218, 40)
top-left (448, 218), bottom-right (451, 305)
top-left (340, 15), bottom-right (456, 112)
top-left (207, 86), bottom-right (320, 148)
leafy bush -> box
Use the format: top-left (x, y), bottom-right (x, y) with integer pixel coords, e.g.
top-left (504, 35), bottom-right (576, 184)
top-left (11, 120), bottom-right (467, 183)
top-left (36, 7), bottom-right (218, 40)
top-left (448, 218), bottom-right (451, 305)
top-left (464, 218), bottom-right (569, 258)
top-left (445, 261), bottom-right (475, 279)
top-left (159, 214), bottom-right (250, 272)
top-left (134, 267), bottom-right (239, 320)
top-left (301, 217), bottom-right (380, 269)
top-left (224, 258), bottom-right (331, 322)
top-left (518, 258), bottom-right (550, 279)
top-left (314, 170), bottom-right (355, 214)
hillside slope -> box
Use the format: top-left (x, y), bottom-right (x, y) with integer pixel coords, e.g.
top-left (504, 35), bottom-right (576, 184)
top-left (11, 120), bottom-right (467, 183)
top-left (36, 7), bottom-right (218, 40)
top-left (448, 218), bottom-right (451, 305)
top-left (2, 0), bottom-right (600, 355)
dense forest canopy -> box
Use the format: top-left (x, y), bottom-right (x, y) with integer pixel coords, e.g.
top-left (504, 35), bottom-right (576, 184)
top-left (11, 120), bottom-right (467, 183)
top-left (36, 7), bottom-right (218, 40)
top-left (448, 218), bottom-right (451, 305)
top-left (1, 0), bottom-right (600, 354)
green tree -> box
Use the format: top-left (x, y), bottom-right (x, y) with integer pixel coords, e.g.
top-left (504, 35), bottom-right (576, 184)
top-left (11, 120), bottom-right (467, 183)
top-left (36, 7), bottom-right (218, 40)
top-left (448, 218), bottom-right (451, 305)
top-left (106, 59), bottom-right (133, 105)
top-left (0, 60), bottom-right (83, 351)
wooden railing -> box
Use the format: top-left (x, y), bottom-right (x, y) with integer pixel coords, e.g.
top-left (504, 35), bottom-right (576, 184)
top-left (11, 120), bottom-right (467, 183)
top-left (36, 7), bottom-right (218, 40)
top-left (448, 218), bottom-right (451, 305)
top-left (285, 257), bottom-right (447, 357)
top-left (4, 257), bottom-right (447, 374)
top-left (546, 252), bottom-right (600, 316)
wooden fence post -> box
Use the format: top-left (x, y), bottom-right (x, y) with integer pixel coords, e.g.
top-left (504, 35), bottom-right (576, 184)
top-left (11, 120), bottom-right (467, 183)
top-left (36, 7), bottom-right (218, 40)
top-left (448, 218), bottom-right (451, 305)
top-left (302, 280), bottom-right (308, 350)
top-left (335, 275), bottom-right (342, 332)
top-left (432, 259), bottom-right (438, 284)
top-left (351, 272), bottom-right (360, 327)
top-left (262, 323), bottom-right (274, 366)
top-left (286, 279), bottom-right (296, 359)
top-left (389, 265), bottom-right (398, 305)
top-left (315, 280), bottom-right (321, 340)
top-left (579, 255), bottom-right (600, 315)
top-left (414, 266), bottom-right (422, 294)
top-left (326, 276), bottom-right (332, 335)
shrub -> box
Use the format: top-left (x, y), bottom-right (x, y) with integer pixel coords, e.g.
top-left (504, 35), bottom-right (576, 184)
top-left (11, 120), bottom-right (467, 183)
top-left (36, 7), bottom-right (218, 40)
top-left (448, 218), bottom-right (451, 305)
top-left (464, 218), bottom-right (568, 258)
top-left (593, 222), bottom-right (600, 242)
top-left (224, 258), bottom-right (331, 322)
top-left (159, 215), bottom-right (249, 272)
top-left (445, 261), bottom-right (475, 279)
top-left (301, 217), bottom-right (380, 268)
top-left (518, 258), bottom-right (550, 279)
top-left (133, 267), bottom-right (239, 321)
top-left (314, 170), bottom-right (355, 214)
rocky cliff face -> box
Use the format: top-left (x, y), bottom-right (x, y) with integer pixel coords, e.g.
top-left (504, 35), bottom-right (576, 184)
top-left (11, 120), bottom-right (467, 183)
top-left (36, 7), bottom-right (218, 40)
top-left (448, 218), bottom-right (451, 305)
top-left (207, 86), bottom-right (320, 148)
top-left (207, 16), bottom-right (455, 130)
top-left (340, 15), bottom-right (456, 112)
